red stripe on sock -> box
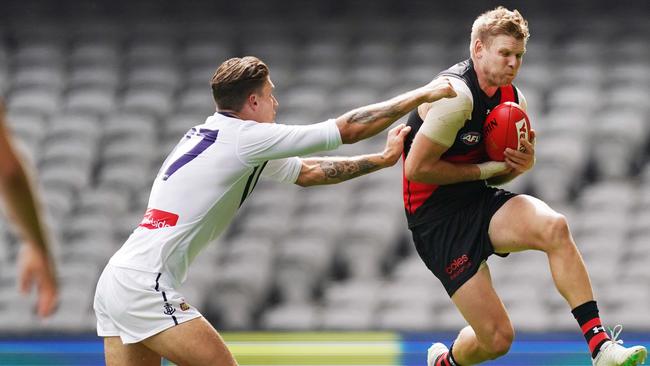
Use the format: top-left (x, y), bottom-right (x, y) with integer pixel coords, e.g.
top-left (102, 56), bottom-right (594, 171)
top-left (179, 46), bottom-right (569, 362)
top-left (436, 352), bottom-right (449, 366)
top-left (581, 317), bottom-right (602, 334)
top-left (589, 332), bottom-right (609, 354)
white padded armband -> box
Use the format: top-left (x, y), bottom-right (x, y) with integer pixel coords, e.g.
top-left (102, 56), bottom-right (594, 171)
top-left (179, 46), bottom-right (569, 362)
top-left (419, 78), bottom-right (473, 147)
top-left (478, 161), bottom-right (508, 180)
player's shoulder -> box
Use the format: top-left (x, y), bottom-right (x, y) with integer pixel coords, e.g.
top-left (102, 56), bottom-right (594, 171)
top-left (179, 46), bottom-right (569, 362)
top-left (419, 77), bottom-right (473, 118)
top-left (447, 77), bottom-right (473, 102)
top-left (237, 119), bottom-right (287, 135)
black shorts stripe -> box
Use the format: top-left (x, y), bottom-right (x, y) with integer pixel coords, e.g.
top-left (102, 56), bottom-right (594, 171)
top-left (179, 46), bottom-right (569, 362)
top-left (153, 273), bottom-right (179, 326)
top-left (154, 273), bottom-right (161, 291)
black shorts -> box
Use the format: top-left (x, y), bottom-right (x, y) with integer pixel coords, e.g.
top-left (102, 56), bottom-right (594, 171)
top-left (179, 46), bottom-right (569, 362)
top-left (410, 187), bottom-right (517, 297)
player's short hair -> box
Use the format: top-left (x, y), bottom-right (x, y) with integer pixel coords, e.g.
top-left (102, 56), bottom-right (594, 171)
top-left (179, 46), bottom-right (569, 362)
top-left (211, 56), bottom-right (269, 111)
top-left (470, 6), bottom-right (530, 56)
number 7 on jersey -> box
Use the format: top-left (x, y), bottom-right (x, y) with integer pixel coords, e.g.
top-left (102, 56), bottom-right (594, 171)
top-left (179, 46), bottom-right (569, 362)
top-left (162, 128), bottom-right (219, 180)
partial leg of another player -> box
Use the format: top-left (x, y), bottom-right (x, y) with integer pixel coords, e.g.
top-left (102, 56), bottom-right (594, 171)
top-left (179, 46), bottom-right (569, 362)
top-left (104, 337), bottom-right (160, 366)
top-left (142, 317), bottom-right (239, 366)
top-left (104, 317), bottom-right (239, 366)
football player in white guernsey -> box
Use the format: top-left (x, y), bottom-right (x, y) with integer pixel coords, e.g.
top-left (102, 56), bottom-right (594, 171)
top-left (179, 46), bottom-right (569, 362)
top-left (94, 56), bottom-right (457, 365)
top-left (0, 100), bottom-right (58, 318)
top-left (404, 7), bottom-right (647, 366)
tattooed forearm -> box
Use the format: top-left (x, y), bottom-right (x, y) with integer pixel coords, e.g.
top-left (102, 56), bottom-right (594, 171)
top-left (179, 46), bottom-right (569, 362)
top-left (319, 159), bottom-right (380, 182)
top-left (336, 88), bottom-right (430, 143)
top-left (345, 102), bottom-right (405, 125)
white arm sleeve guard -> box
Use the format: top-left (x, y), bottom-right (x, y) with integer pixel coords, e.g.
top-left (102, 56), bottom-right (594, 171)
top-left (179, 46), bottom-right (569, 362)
top-left (516, 87), bottom-right (527, 112)
top-left (419, 78), bottom-right (474, 147)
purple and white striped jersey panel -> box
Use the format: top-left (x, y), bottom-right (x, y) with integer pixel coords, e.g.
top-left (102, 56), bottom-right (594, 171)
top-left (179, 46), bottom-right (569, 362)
top-left (108, 113), bottom-right (342, 286)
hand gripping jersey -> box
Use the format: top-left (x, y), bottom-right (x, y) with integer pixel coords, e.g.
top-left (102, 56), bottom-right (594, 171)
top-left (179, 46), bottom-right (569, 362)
top-left (402, 59), bottom-right (525, 227)
top-left (109, 113), bottom-right (342, 287)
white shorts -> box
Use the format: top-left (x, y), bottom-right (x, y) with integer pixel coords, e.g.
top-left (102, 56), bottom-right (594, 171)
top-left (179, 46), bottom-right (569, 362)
top-left (93, 264), bottom-right (202, 344)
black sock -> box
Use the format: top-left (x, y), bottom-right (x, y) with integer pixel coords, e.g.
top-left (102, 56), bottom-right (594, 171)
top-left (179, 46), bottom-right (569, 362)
top-left (572, 300), bottom-right (610, 358)
top-left (448, 343), bottom-right (461, 366)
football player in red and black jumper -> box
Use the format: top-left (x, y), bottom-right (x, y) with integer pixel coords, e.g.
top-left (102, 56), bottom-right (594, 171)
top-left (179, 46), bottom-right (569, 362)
top-left (402, 6), bottom-right (647, 366)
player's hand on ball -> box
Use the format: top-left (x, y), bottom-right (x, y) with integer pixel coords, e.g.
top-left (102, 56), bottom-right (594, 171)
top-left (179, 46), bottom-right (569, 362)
top-left (382, 123), bottom-right (412, 166)
top-left (423, 78), bottom-right (457, 102)
top-left (504, 129), bottom-right (536, 173)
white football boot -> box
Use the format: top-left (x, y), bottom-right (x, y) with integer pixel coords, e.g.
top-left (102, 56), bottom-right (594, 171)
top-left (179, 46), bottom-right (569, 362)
top-left (427, 342), bottom-right (452, 366)
top-left (593, 325), bottom-right (648, 366)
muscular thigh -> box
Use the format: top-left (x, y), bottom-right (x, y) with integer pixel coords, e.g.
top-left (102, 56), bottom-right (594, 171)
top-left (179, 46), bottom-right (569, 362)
top-left (488, 194), bottom-right (561, 254)
top-left (104, 337), bottom-right (160, 366)
top-left (142, 317), bottom-right (238, 366)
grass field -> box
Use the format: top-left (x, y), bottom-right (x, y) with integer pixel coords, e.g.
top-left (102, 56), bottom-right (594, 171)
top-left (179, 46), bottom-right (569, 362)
top-left (0, 332), bottom-right (647, 365)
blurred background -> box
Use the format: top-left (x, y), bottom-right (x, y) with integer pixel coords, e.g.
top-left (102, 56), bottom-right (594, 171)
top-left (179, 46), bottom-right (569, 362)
top-left (0, 0), bottom-right (648, 364)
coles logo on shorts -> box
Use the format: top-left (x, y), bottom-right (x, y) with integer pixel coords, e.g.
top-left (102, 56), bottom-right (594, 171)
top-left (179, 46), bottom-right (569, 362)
top-left (139, 208), bottom-right (179, 229)
top-left (445, 254), bottom-right (472, 279)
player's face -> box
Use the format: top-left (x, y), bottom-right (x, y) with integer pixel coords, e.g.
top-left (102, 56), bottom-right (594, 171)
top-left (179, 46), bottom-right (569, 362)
top-left (254, 77), bottom-right (279, 123)
top-left (480, 35), bottom-right (526, 86)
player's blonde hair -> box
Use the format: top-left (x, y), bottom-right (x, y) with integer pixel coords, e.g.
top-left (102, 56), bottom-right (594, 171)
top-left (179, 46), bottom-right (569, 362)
top-left (211, 56), bottom-right (270, 111)
top-left (470, 6), bottom-right (530, 56)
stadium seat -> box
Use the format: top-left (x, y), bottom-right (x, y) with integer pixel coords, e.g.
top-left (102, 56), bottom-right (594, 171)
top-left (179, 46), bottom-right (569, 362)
top-left (12, 66), bottom-right (66, 91)
top-left (125, 41), bottom-right (177, 68)
top-left (14, 43), bottom-right (65, 67)
top-left (64, 88), bottom-right (118, 116)
top-left (126, 65), bottom-right (181, 91)
top-left (323, 279), bottom-right (381, 309)
top-left (177, 87), bottom-right (216, 115)
top-left (120, 88), bottom-right (174, 118)
top-left (590, 111), bottom-right (647, 179)
top-left (261, 302), bottom-right (321, 330)
top-left (68, 66), bottom-right (121, 90)
top-left (7, 89), bottom-right (61, 117)
top-left (182, 41), bottom-right (234, 67)
top-left (321, 303), bottom-right (376, 330)
top-left (376, 304), bottom-right (436, 331)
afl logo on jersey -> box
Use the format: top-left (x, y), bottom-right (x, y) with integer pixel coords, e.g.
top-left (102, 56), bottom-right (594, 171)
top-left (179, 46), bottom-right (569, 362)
top-left (460, 132), bottom-right (481, 146)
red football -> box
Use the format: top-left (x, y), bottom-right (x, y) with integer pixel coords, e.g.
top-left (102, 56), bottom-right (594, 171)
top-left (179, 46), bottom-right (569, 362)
top-left (483, 102), bottom-right (531, 161)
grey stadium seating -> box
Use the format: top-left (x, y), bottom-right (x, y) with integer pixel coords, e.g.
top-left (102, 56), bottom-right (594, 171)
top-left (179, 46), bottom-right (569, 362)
top-left (0, 0), bottom-right (648, 334)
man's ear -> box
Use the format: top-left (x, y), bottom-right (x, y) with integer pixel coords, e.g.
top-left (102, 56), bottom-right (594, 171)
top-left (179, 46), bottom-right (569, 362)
top-left (474, 39), bottom-right (484, 59)
top-left (248, 93), bottom-right (259, 109)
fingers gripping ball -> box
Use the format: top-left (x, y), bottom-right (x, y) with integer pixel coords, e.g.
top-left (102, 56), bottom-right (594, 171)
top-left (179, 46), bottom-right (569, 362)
top-left (483, 102), bottom-right (531, 161)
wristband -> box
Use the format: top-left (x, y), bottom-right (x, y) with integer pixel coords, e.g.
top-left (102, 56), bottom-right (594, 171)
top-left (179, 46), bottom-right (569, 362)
top-left (478, 161), bottom-right (508, 180)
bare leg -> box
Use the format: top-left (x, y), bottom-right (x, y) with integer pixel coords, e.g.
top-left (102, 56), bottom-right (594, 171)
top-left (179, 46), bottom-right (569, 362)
top-left (104, 336), bottom-right (161, 366)
top-left (489, 195), bottom-right (594, 308)
top-left (142, 317), bottom-right (239, 366)
top-left (449, 263), bottom-right (514, 365)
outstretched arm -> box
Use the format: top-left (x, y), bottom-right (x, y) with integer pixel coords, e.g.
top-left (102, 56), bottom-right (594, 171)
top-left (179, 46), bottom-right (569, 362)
top-left (0, 101), bottom-right (58, 318)
top-left (296, 124), bottom-right (411, 186)
top-left (335, 78), bottom-right (456, 144)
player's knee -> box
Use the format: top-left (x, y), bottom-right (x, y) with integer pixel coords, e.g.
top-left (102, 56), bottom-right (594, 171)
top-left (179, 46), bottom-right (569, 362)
top-left (539, 214), bottom-right (572, 251)
top-left (483, 325), bottom-right (514, 359)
